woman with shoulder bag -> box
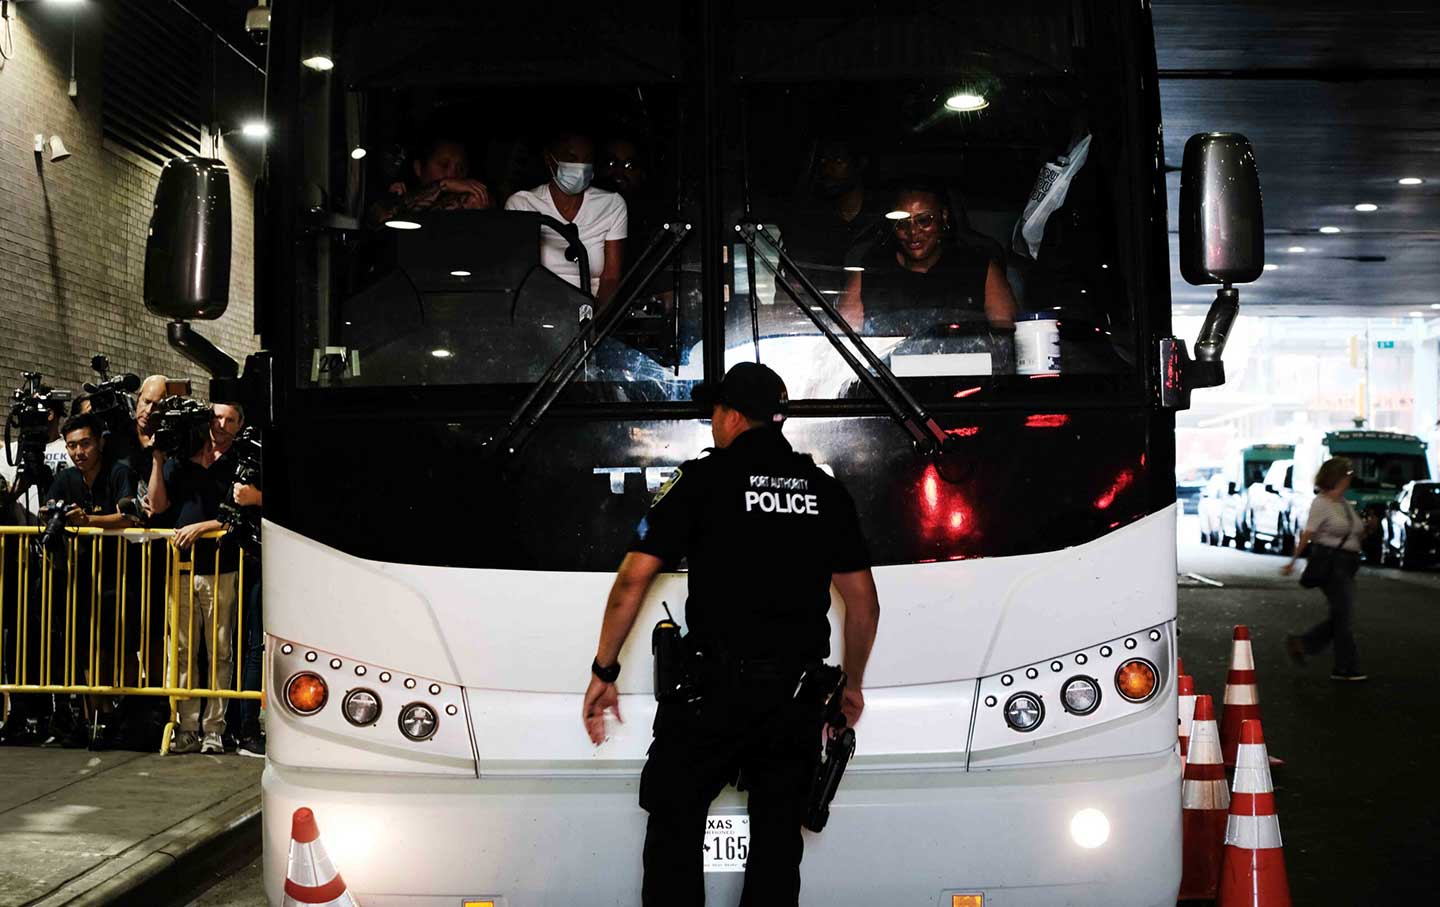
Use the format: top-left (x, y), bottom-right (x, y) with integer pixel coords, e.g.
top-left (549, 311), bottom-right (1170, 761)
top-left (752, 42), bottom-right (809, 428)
top-left (1280, 457), bottom-right (1374, 681)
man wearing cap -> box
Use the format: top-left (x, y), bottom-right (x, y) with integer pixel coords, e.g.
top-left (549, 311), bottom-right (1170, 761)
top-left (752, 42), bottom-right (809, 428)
top-left (581, 362), bottom-right (881, 906)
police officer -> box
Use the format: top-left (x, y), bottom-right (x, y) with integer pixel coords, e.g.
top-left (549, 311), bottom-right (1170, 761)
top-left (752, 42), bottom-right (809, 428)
top-left (581, 362), bottom-right (881, 906)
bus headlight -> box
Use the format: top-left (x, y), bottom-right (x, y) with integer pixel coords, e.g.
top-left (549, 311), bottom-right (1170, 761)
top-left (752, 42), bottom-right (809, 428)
top-left (1003, 692), bottom-right (1044, 732)
top-left (343, 689), bottom-right (382, 726)
top-left (399, 702), bottom-right (438, 741)
top-left (1114, 659), bottom-right (1158, 702)
top-left (1060, 676), bottom-right (1101, 715)
top-left (1070, 808), bottom-right (1110, 848)
top-left (285, 672), bottom-right (328, 715)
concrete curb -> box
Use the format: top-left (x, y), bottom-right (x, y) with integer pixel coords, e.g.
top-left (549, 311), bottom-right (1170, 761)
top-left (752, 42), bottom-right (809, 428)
top-left (30, 787), bottom-right (261, 907)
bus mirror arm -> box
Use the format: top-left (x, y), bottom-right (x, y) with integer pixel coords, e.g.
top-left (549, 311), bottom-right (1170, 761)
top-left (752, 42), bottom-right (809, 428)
top-left (738, 223), bottom-right (954, 462)
top-left (1159, 284), bottom-right (1237, 410)
top-left (483, 223), bottom-right (692, 459)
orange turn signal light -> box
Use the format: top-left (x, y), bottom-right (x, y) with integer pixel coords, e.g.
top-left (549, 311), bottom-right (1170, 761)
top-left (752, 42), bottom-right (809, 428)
top-left (952, 895), bottom-right (984, 907)
top-left (1114, 658), bottom-right (1158, 703)
top-left (286, 672), bottom-right (329, 715)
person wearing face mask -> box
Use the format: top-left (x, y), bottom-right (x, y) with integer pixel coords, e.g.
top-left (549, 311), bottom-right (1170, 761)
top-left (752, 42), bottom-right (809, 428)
top-left (838, 184), bottom-right (1016, 336)
top-left (505, 131), bottom-right (628, 304)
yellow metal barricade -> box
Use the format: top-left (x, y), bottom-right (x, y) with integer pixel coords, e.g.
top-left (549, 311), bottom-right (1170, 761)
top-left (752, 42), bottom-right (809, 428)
top-left (0, 526), bottom-right (261, 753)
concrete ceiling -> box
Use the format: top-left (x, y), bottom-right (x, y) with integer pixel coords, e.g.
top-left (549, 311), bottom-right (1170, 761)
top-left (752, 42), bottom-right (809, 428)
top-left (1154, 0), bottom-right (1440, 318)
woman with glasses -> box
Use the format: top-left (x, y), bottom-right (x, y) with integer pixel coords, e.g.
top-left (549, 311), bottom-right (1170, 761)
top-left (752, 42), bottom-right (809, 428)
top-left (838, 184), bottom-right (1017, 336)
top-left (1281, 457), bottom-right (1374, 681)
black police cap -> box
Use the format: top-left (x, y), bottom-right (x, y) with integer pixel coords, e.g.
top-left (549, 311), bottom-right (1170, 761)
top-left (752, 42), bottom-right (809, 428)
top-left (692, 362), bottom-right (788, 424)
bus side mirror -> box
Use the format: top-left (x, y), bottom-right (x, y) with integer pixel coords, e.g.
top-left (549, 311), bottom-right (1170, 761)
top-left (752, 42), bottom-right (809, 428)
top-left (1264, 484), bottom-right (1276, 494)
top-left (1161, 133), bottom-right (1264, 410)
top-left (144, 156), bottom-right (240, 385)
top-left (1228, 481), bottom-right (1238, 496)
top-left (144, 157), bottom-right (232, 320)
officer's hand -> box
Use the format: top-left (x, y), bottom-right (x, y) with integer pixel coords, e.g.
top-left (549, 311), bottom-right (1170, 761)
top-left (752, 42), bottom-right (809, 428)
top-left (582, 675), bottom-right (623, 745)
top-left (839, 687), bottom-right (864, 729)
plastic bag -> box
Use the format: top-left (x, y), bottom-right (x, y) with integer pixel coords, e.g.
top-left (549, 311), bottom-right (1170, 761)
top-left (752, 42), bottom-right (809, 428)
top-left (1013, 133), bottom-right (1092, 261)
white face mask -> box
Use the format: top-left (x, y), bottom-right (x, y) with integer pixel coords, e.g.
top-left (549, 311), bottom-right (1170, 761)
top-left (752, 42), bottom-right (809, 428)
top-left (550, 160), bottom-right (594, 196)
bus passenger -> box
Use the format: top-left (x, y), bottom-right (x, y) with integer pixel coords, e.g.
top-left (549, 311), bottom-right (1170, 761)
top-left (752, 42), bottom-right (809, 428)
top-left (838, 185), bottom-right (1017, 336)
top-left (506, 132), bottom-right (628, 305)
top-left (365, 131), bottom-right (493, 228)
top-left (581, 362), bottom-right (881, 906)
top-left (780, 139), bottom-right (887, 295)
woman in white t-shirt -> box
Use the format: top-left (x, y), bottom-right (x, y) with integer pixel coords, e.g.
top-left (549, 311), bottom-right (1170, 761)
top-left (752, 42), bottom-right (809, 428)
top-left (505, 133), bottom-right (628, 304)
top-left (1281, 457), bottom-right (1375, 681)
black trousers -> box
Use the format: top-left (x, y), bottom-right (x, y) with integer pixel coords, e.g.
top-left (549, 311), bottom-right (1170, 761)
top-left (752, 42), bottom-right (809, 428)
top-left (639, 662), bottom-right (821, 907)
top-left (1301, 554), bottom-right (1361, 673)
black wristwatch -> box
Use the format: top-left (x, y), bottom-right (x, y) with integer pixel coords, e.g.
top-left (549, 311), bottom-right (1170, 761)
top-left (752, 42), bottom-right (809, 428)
top-left (591, 658), bottom-right (621, 684)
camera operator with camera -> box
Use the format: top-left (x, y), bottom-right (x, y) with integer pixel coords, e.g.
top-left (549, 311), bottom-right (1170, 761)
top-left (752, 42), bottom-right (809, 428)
top-left (1, 376), bottom-right (72, 525)
top-left (147, 396), bottom-right (241, 755)
top-left (211, 404), bottom-right (266, 756)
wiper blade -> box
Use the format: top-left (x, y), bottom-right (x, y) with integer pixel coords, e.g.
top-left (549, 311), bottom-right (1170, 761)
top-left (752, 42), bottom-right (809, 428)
top-left (735, 222), bottom-right (952, 455)
top-left (486, 222), bottom-right (693, 457)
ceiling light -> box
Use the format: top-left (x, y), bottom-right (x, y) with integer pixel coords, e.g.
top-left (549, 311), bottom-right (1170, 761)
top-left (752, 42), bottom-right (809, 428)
top-left (449, 270), bottom-right (471, 277)
top-left (1286, 246), bottom-right (1307, 254)
top-left (1263, 263), bottom-right (1279, 271)
top-left (944, 92), bottom-right (989, 112)
top-left (384, 220), bottom-right (421, 230)
top-left (843, 265), bottom-right (864, 272)
top-left (1431, 304), bottom-right (1440, 310)
top-left (302, 55), bottom-right (334, 72)
top-left (1318, 226), bottom-right (1342, 234)
top-left (430, 349), bottom-right (453, 359)
top-left (350, 146), bottom-right (367, 160)
top-left (1353, 203), bottom-right (1379, 212)
top-left (1409, 311), bottom-right (1424, 318)
top-left (240, 120), bottom-right (270, 139)
top-left (884, 210), bottom-right (909, 220)
top-left (1398, 177), bottom-right (1423, 186)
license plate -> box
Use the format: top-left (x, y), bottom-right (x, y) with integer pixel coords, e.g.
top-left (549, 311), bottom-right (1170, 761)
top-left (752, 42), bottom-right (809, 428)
top-left (702, 814), bottom-right (750, 873)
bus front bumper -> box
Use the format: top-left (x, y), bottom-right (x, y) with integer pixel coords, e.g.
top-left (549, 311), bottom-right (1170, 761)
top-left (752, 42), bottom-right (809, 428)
top-left (261, 750), bottom-right (1181, 907)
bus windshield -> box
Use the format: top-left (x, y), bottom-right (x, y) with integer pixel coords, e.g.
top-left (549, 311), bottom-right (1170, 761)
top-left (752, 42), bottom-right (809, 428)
top-left (291, 0), bottom-right (1139, 407)
top-left (1349, 453), bottom-right (1430, 491)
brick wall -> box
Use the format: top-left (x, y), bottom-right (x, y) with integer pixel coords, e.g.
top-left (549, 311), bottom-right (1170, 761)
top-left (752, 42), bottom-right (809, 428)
top-left (0, 4), bottom-right (258, 403)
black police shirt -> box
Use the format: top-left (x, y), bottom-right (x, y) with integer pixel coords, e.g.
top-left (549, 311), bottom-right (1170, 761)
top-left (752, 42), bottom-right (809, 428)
top-left (628, 426), bottom-right (870, 661)
top-left (45, 461), bottom-right (137, 516)
top-left (159, 458), bottom-right (239, 574)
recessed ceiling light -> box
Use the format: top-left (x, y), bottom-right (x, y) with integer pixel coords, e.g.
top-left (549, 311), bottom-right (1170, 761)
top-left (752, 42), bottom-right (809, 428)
top-left (945, 92), bottom-right (989, 112)
top-left (1408, 311), bottom-right (1424, 318)
top-left (1286, 246), bottom-right (1307, 253)
top-left (450, 270), bottom-right (471, 277)
top-left (1398, 177), bottom-right (1423, 186)
top-left (884, 210), bottom-right (909, 220)
top-left (302, 55), bottom-right (335, 72)
top-left (350, 146), bottom-right (367, 160)
top-left (843, 265), bottom-right (865, 272)
top-left (1263, 263), bottom-right (1279, 271)
top-left (1431, 303), bottom-right (1440, 310)
top-left (1353, 203), bottom-right (1379, 212)
top-left (1319, 226), bottom-right (1342, 234)
top-left (431, 348), bottom-right (453, 358)
top-left (385, 220), bottom-right (421, 230)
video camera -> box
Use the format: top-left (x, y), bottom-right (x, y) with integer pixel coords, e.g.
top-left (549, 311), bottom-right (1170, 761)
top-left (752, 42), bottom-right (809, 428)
top-left (151, 396), bottom-right (214, 461)
top-left (82, 355), bottom-right (141, 441)
top-left (217, 425), bottom-right (262, 553)
top-left (5, 372), bottom-right (71, 494)
top-left (37, 498), bottom-right (72, 552)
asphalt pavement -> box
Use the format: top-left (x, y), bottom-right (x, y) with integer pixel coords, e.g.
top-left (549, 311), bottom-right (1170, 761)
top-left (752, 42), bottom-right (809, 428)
top-left (1175, 513), bottom-right (1440, 904)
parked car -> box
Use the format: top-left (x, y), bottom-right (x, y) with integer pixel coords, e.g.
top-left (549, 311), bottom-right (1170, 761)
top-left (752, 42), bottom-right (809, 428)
top-left (1197, 473), bottom-right (1243, 546)
top-left (1382, 481), bottom-right (1440, 570)
top-left (1231, 443), bottom-right (1294, 547)
top-left (1176, 465), bottom-right (1222, 515)
top-left (1246, 459), bottom-right (1296, 554)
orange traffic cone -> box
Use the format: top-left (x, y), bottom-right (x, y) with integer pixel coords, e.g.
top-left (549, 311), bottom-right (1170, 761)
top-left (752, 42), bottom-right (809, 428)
top-left (1179, 694), bottom-right (1229, 900)
top-left (1220, 626), bottom-right (1259, 766)
top-left (1217, 720), bottom-right (1292, 906)
top-left (284, 808), bottom-right (360, 907)
top-left (1177, 674), bottom-right (1197, 766)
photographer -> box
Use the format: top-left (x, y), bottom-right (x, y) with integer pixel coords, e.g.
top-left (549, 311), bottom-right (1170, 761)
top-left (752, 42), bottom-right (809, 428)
top-left (212, 405), bottom-right (265, 757)
top-left (2, 388), bottom-right (70, 525)
top-left (148, 397), bottom-right (240, 755)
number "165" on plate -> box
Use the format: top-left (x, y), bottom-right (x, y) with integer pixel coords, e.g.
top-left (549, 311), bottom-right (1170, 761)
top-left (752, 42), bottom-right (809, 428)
top-left (703, 814), bottom-right (750, 873)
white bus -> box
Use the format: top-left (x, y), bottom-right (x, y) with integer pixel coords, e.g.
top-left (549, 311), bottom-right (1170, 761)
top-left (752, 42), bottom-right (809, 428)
top-left (144, 2), bottom-right (1263, 903)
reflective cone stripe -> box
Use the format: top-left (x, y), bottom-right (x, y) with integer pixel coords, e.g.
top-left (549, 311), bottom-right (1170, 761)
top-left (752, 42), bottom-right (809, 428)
top-left (1220, 625), bottom-right (1262, 767)
top-left (1179, 694), bottom-right (1229, 901)
top-left (283, 808), bottom-right (360, 907)
top-left (1178, 674), bottom-right (1197, 765)
top-left (1218, 720), bottom-right (1292, 907)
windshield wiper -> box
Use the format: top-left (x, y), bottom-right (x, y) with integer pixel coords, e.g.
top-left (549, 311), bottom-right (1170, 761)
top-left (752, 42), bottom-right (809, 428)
top-left (485, 222), bottom-right (693, 457)
top-left (735, 222), bottom-right (954, 456)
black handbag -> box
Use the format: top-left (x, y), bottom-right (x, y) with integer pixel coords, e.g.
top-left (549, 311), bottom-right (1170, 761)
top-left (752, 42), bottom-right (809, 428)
top-left (1298, 544), bottom-right (1337, 588)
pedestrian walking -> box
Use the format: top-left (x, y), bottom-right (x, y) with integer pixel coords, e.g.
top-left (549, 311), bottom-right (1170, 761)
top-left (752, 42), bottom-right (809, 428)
top-left (1280, 456), bottom-right (1373, 681)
